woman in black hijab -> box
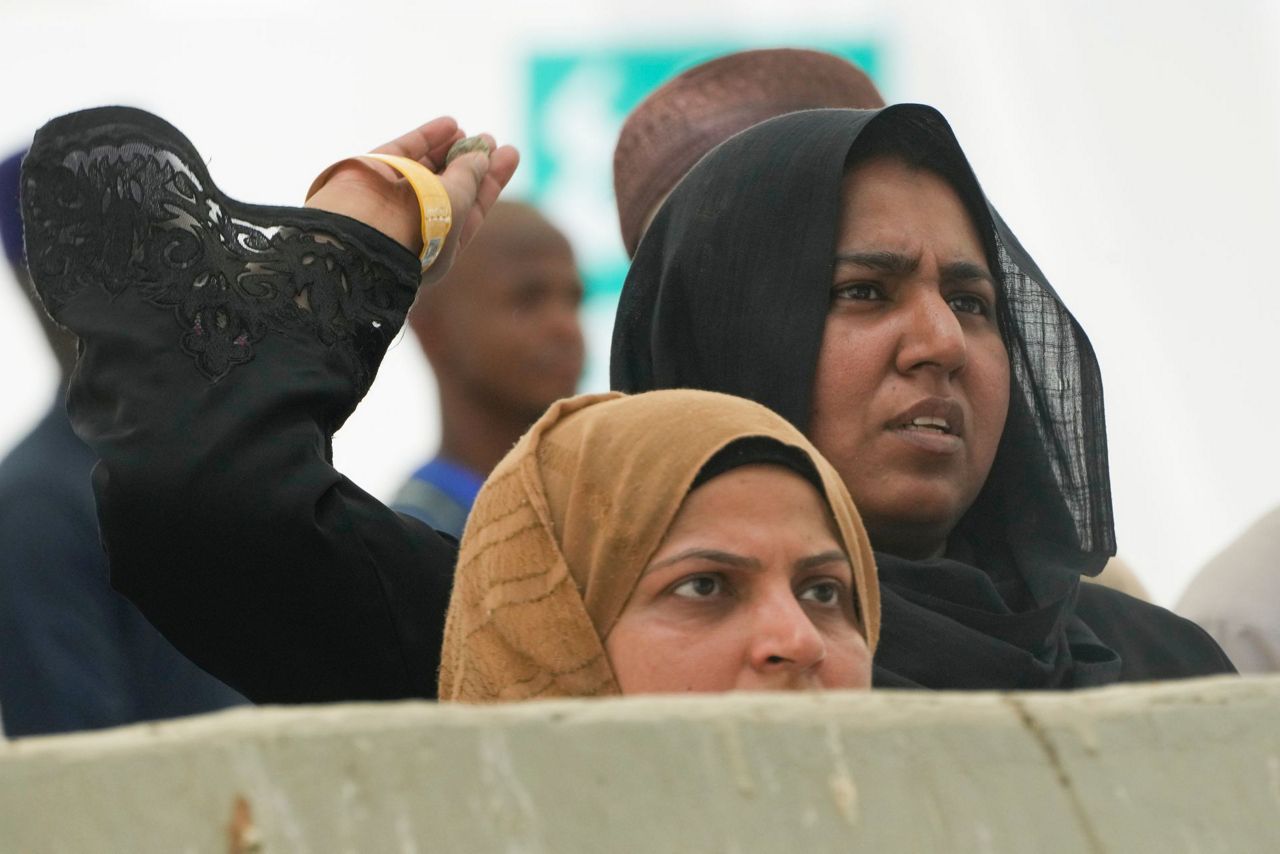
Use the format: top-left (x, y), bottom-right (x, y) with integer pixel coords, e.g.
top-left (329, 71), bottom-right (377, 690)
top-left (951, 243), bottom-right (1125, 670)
top-left (612, 104), bottom-right (1232, 687)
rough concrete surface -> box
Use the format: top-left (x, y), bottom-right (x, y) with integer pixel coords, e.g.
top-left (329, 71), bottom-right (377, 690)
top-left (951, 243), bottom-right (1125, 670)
top-left (1, 676), bottom-right (1276, 853)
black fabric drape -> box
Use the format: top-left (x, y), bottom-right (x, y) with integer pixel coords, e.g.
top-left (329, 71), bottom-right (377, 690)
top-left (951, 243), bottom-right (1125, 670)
top-left (21, 107), bottom-right (455, 702)
top-left (612, 105), bottom-right (1232, 687)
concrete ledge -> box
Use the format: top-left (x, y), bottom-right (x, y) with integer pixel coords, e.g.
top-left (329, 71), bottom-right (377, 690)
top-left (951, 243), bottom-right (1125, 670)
top-left (2, 676), bottom-right (1277, 852)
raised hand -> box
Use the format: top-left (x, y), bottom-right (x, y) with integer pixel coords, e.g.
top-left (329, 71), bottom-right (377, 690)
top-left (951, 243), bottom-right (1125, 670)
top-left (304, 117), bottom-right (520, 286)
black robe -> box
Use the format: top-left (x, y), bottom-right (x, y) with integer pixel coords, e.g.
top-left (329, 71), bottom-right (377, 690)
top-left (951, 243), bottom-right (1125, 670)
top-left (19, 106), bottom-right (1230, 703)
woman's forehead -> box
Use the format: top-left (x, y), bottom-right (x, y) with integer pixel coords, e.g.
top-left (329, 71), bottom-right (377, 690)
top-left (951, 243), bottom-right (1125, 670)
top-left (836, 158), bottom-right (989, 262)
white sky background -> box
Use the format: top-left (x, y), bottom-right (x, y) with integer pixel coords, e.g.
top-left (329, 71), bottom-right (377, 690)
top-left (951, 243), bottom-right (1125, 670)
top-left (2, 0), bottom-right (1278, 607)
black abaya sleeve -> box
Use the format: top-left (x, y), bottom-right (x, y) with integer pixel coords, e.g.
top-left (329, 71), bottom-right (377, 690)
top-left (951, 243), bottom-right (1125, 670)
top-left (20, 107), bottom-right (455, 703)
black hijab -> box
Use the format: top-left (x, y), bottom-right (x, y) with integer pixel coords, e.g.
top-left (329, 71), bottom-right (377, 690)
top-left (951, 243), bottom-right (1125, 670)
top-left (611, 105), bottom-right (1125, 688)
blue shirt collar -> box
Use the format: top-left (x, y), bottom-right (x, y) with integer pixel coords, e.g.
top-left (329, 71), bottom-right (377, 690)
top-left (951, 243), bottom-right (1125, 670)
top-left (410, 455), bottom-right (485, 510)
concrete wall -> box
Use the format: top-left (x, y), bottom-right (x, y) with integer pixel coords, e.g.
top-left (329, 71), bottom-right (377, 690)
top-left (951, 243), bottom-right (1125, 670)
top-left (2, 676), bottom-right (1277, 853)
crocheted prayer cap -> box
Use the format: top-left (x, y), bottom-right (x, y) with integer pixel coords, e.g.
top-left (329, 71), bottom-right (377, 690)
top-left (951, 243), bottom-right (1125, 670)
top-left (613, 48), bottom-right (885, 257)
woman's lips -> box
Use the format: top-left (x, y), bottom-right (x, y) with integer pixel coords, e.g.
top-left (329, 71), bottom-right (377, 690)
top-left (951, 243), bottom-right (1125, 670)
top-left (891, 423), bottom-right (964, 454)
top-left (887, 398), bottom-right (966, 455)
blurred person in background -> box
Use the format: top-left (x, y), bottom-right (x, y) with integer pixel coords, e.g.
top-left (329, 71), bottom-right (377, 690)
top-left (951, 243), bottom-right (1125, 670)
top-left (0, 149), bottom-right (246, 736)
top-left (391, 201), bottom-right (584, 539)
top-left (1177, 507), bottom-right (1280, 672)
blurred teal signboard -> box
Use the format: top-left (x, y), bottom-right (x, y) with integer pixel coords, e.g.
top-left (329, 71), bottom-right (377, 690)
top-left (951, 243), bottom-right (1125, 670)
top-left (525, 44), bottom-right (881, 302)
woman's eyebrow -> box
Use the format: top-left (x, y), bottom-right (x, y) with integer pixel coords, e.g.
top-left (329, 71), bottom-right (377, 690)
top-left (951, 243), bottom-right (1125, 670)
top-left (835, 252), bottom-right (994, 286)
top-left (794, 550), bottom-right (851, 572)
top-left (833, 249), bottom-right (920, 275)
top-left (940, 261), bottom-right (996, 285)
top-left (643, 548), bottom-right (759, 574)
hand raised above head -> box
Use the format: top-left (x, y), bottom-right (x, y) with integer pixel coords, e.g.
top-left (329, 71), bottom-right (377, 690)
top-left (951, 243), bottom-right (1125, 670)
top-left (304, 116), bottom-right (520, 286)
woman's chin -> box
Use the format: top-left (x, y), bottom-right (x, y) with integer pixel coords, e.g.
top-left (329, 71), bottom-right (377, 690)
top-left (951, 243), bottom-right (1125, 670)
top-left (860, 494), bottom-right (967, 559)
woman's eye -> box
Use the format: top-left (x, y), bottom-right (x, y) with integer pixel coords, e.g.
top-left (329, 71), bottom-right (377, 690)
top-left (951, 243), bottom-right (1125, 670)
top-left (833, 282), bottom-right (884, 302)
top-left (672, 574), bottom-right (724, 599)
top-left (797, 580), bottom-right (843, 607)
top-left (948, 293), bottom-right (990, 316)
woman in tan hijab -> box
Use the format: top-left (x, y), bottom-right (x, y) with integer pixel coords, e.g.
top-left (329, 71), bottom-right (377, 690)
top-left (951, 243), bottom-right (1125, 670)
top-left (439, 389), bottom-right (880, 702)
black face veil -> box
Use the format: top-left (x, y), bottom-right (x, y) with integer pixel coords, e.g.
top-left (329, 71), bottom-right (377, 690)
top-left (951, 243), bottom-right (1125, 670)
top-left (611, 105), bottom-right (1121, 688)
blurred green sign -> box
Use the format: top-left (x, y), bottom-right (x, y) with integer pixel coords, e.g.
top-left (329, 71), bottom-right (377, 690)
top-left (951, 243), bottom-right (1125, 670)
top-left (525, 43), bottom-right (881, 302)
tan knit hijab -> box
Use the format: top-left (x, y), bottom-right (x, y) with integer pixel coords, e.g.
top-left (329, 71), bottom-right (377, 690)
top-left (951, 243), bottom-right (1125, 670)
top-left (438, 389), bottom-right (879, 702)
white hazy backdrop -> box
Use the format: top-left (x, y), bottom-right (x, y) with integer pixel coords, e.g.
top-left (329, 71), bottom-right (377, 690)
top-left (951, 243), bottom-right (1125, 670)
top-left (2, 0), bottom-right (1278, 608)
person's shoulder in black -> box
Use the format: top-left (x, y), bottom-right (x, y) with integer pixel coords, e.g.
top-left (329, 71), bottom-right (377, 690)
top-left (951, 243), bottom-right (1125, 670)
top-left (1076, 583), bottom-right (1236, 680)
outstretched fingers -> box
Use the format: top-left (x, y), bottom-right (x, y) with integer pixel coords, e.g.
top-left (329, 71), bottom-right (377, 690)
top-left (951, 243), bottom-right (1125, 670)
top-left (372, 117), bottom-right (464, 170)
top-left (456, 143), bottom-right (520, 249)
top-left (479, 144), bottom-right (520, 211)
top-left (421, 136), bottom-right (520, 284)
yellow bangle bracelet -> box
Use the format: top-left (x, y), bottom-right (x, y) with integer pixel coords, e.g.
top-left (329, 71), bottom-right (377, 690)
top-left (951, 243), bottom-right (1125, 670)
top-left (306, 153), bottom-right (452, 271)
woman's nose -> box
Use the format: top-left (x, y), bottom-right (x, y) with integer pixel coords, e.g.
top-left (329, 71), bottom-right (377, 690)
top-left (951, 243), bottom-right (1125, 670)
top-left (895, 288), bottom-right (967, 377)
top-left (748, 593), bottom-right (826, 673)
